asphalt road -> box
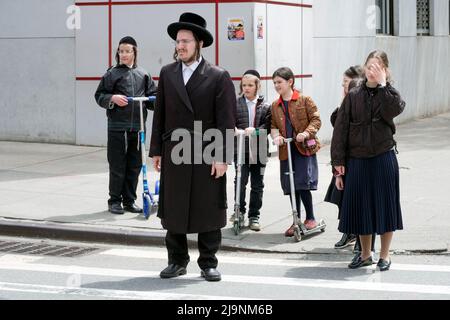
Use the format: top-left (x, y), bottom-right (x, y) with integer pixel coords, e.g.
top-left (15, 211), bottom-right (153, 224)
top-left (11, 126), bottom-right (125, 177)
top-left (0, 235), bottom-right (449, 303)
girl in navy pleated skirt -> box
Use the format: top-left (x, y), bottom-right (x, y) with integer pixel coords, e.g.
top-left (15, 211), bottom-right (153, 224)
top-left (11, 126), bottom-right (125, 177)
top-left (331, 50), bottom-right (405, 271)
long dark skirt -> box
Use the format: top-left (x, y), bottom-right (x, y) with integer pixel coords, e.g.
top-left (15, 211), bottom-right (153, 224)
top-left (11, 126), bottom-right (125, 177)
top-left (338, 150), bottom-right (403, 235)
top-left (280, 145), bottom-right (318, 195)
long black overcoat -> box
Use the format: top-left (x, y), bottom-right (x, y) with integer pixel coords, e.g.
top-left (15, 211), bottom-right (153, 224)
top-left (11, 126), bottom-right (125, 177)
top-left (149, 58), bottom-right (236, 234)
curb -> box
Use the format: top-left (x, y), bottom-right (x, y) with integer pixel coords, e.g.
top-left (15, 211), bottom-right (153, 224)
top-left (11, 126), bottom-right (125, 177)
top-left (0, 218), bottom-right (448, 255)
top-left (0, 218), bottom-right (165, 247)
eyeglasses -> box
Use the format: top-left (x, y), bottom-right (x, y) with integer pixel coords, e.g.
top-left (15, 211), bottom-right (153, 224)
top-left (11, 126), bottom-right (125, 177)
top-left (118, 50), bottom-right (134, 55)
top-left (174, 39), bottom-right (195, 46)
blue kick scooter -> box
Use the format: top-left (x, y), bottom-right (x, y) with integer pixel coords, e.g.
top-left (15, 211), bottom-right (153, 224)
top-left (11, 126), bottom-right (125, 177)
top-left (127, 96), bottom-right (159, 219)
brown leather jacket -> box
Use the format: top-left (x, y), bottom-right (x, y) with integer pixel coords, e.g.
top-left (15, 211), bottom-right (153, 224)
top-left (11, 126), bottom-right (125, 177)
top-left (271, 90), bottom-right (321, 160)
top-left (331, 82), bottom-right (405, 166)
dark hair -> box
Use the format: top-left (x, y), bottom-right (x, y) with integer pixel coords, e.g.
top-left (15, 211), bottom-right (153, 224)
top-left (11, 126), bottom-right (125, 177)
top-left (344, 65), bottom-right (363, 79)
top-left (364, 50), bottom-right (392, 82)
top-left (348, 78), bottom-right (363, 92)
top-left (272, 67), bottom-right (295, 89)
top-left (173, 32), bottom-right (202, 61)
top-left (115, 44), bottom-right (137, 67)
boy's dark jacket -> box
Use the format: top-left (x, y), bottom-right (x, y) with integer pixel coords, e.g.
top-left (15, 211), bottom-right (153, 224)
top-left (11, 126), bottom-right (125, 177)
top-left (95, 64), bottom-right (157, 131)
top-left (234, 95), bottom-right (271, 162)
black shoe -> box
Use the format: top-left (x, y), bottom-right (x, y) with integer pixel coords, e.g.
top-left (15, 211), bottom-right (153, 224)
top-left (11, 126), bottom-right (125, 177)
top-left (108, 203), bottom-right (124, 215)
top-left (334, 233), bottom-right (356, 249)
top-left (160, 264), bottom-right (187, 278)
top-left (353, 240), bottom-right (361, 253)
top-left (348, 256), bottom-right (373, 269)
top-left (351, 251), bottom-right (361, 264)
top-left (123, 203), bottom-right (143, 213)
top-left (376, 258), bottom-right (391, 271)
top-left (200, 268), bottom-right (221, 282)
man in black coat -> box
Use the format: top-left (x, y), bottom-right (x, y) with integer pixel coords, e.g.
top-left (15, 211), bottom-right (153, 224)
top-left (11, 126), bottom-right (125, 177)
top-left (149, 12), bottom-right (236, 281)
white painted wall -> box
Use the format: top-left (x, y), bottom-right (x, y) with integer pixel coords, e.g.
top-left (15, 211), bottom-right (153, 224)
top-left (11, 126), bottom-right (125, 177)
top-left (75, 1), bottom-right (311, 146)
top-left (314, 0), bottom-right (450, 143)
top-left (394, 0), bottom-right (417, 36)
top-left (0, 0), bottom-right (449, 145)
top-left (0, 0), bottom-right (76, 143)
top-left (430, 0), bottom-right (450, 35)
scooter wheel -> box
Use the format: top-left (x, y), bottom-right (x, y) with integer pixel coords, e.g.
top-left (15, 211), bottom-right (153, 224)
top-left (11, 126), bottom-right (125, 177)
top-left (155, 180), bottom-right (160, 195)
top-left (143, 194), bottom-right (151, 219)
top-left (150, 203), bottom-right (158, 215)
top-left (319, 220), bottom-right (326, 232)
top-left (233, 221), bottom-right (240, 235)
top-left (294, 228), bottom-right (302, 242)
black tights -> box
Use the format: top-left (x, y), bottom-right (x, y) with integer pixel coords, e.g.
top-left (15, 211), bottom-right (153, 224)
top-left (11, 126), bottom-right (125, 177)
top-left (289, 190), bottom-right (315, 220)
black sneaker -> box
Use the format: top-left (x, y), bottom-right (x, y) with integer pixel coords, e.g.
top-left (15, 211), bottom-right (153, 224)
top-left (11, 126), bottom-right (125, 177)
top-left (334, 233), bottom-right (356, 249)
top-left (108, 202), bottom-right (124, 215)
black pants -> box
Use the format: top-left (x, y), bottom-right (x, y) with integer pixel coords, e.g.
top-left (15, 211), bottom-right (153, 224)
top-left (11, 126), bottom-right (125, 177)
top-left (289, 190), bottom-right (315, 220)
top-left (107, 130), bottom-right (141, 205)
top-left (234, 162), bottom-right (265, 218)
top-left (165, 229), bottom-right (221, 270)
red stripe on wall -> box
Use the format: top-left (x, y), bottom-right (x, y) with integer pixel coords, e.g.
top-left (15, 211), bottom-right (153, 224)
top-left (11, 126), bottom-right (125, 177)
top-left (108, 0), bottom-right (113, 67)
top-left (230, 75), bottom-right (312, 81)
top-left (76, 1), bottom-right (312, 7)
top-left (76, 77), bottom-right (103, 81)
top-left (77, 75), bottom-right (311, 81)
top-left (215, 0), bottom-right (219, 65)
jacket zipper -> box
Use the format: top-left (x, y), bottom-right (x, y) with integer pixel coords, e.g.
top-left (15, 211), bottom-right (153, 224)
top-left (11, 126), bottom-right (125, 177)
top-left (130, 68), bottom-right (135, 131)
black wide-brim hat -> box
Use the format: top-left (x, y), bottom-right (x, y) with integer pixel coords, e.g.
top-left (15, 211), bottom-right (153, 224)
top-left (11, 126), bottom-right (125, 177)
top-left (167, 12), bottom-right (213, 48)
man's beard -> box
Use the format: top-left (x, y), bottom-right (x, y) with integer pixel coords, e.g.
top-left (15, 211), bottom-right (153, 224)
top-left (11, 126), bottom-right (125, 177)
top-left (179, 51), bottom-right (198, 64)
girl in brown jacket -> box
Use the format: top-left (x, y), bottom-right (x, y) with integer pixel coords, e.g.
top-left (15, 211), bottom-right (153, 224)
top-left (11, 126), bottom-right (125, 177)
top-left (270, 67), bottom-right (322, 236)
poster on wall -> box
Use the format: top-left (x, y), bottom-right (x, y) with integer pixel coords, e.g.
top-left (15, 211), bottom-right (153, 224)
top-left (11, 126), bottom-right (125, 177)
top-left (257, 16), bottom-right (264, 39)
top-left (227, 18), bottom-right (245, 41)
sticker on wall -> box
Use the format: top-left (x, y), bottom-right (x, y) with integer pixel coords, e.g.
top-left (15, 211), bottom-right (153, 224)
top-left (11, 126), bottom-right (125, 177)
top-left (257, 16), bottom-right (264, 39)
top-left (227, 18), bottom-right (245, 41)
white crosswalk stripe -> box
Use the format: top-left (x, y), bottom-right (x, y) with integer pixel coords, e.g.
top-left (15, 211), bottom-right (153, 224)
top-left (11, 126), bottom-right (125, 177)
top-left (100, 248), bottom-right (450, 273)
top-left (0, 281), bottom-right (245, 300)
top-left (1, 253), bottom-right (450, 297)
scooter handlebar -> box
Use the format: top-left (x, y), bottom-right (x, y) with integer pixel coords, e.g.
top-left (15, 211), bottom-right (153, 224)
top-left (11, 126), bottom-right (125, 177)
top-left (234, 128), bottom-right (262, 136)
top-left (126, 96), bottom-right (156, 103)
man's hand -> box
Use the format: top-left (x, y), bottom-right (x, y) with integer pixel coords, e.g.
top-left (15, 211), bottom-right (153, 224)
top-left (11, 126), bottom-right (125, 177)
top-left (211, 161), bottom-right (228, 179)
top-left (111, 95), bottom-right (129, 107)
top-left (153, 156), bottom-right (162, 172)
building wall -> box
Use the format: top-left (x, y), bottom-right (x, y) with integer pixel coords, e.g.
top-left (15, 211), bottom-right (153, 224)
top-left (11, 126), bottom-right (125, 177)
top-left (313, 0), bottom-right (450, 143)
top-left (0, 0), bottom-right (449, 145)
top-left (0, 0), bottom-right (76, 143)
top-left (75, 0), bottom-right (312, 146)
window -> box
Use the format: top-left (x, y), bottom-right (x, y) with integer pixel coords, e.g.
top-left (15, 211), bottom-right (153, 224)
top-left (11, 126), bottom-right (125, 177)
top-left (417, 0), bottom-right (430, 35)
top-left (376, 0), bottom-right (394, 35)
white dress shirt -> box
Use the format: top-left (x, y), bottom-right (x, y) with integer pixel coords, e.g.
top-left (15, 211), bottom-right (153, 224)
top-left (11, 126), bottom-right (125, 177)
top-left (245, 96), bottom-right (258, 127)
top-left (182, 56), bottom-right (202, 85)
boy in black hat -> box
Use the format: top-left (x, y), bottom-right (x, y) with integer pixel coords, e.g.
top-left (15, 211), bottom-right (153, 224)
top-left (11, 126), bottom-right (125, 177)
top-left (95, 36), bottom-right (157, 215)
top-left (149, 13), bottom-right (236, 282)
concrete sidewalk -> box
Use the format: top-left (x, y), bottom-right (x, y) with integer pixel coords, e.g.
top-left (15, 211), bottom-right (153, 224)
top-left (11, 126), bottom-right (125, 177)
top-left (1, 113), bottom-right (450, 255)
